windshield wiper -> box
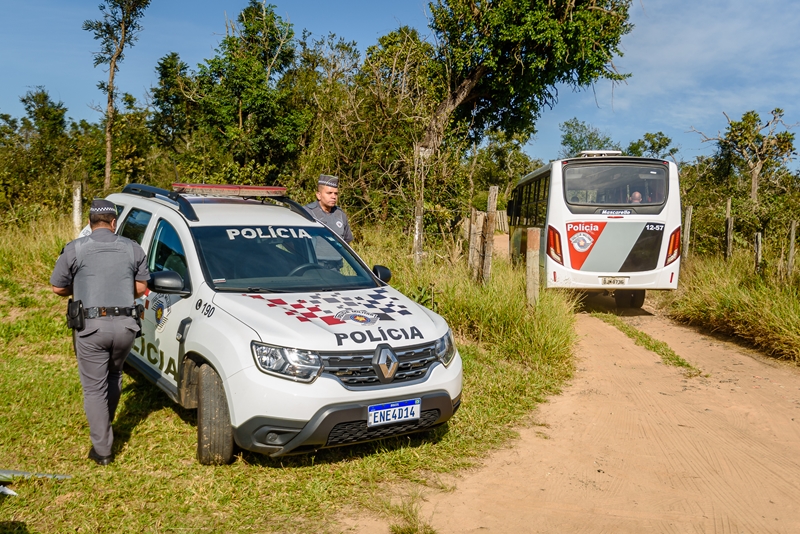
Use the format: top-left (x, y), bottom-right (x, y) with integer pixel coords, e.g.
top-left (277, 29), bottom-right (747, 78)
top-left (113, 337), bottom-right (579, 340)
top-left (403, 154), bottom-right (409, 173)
top-left (213, 286), bottom-right (290, 293)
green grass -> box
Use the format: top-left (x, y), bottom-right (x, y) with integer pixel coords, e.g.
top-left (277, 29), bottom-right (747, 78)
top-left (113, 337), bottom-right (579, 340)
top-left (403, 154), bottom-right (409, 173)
top-left (591, 312), bottom-right (701, 377)
top-left (663, 253), bottom-right (800, 363)
top-left (0, 218), bottom-right (576, 533)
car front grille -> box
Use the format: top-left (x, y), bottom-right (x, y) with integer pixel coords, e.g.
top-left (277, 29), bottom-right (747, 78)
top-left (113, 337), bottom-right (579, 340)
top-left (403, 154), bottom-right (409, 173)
top-left (325, 409), bottom-right (441, 447)
top-left (319, 342), bottom-right (439, 388)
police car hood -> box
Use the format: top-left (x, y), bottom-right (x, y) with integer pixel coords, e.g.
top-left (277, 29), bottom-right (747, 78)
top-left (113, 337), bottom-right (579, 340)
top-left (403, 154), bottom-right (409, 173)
top-left (211, 286), bottom-right (447, 350)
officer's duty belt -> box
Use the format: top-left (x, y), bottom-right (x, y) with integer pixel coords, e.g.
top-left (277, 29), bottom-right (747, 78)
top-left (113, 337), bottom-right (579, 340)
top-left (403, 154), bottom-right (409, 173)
top-left (83, 306), bottom-right (137, 319)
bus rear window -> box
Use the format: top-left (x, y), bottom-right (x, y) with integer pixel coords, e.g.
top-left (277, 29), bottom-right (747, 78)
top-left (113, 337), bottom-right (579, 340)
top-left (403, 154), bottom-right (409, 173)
top-left (564, 164), bottom-right (667, 206)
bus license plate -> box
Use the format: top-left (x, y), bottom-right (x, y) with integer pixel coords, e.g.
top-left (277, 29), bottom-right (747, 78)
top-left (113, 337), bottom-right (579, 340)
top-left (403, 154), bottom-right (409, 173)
top-left (601, 277), bottom-right (628, 285)
top-left (368, 398), bottom-right (421, 427)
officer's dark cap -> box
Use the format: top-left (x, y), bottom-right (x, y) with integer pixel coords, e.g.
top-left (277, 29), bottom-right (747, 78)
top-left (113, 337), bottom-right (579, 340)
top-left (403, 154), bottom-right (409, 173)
top-left (318, 174), bottom-right (339, 188)
top-left (90, 199), bottom-right (117, 215)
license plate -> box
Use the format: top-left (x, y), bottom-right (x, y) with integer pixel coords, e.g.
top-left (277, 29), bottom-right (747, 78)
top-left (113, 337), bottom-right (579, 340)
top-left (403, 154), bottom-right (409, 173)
top-left (367, 398), bottom-right (421, 427)
top-left (601, 276), bottom-right (628, 285)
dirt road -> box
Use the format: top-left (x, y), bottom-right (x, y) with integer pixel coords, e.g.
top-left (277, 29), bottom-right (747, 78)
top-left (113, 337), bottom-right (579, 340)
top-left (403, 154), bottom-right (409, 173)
top-left (344, 301), bottom-right (800, 533)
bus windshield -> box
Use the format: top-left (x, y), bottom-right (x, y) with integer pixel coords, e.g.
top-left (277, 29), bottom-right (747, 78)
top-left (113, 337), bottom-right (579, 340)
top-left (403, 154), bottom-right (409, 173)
top-left (564, 163), bottom-right (667, 206)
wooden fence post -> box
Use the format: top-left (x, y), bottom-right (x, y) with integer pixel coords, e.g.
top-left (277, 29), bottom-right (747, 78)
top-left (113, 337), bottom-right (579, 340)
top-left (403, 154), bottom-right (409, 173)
top-left (526, 227), bottom-right (541, 305)
top-left (755, 232), bottom-right (763, 274)
top-left (683, 205), bottom-right (693, 259)
top-left (481, 186), bottom-right (498, 283)
top-left (72, 181), bottom-right (82, 238)
top-left (788, 220), bottom-right (797, 277)
top-left (471, 211), bottom-right (485, 280)
top-left (725, 198), bottom-right (734, 260)
top-left (468, 208), bottom-right (478, 268)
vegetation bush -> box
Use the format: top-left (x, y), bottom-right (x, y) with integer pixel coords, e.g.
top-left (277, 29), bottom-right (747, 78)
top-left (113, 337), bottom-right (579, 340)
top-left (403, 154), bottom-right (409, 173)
top-left (665, 253), bottom-right (800, 362)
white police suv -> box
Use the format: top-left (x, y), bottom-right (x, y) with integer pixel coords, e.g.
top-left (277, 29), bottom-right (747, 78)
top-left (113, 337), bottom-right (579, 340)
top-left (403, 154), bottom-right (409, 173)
top-left (105, 183), bottom-right (463, 465)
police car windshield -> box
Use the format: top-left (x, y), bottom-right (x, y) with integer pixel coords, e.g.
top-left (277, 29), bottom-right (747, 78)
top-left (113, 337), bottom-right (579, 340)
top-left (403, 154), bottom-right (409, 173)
top-left (191, 225), bottom-right (379, 292)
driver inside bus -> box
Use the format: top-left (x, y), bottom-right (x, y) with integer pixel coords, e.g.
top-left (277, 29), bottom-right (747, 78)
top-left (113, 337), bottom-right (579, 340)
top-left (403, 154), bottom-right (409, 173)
top-left (630, 191), bottom-right (643, 203)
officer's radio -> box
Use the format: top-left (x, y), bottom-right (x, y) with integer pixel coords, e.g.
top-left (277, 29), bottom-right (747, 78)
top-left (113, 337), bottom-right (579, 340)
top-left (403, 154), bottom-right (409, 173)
top-left (66, 299), bottom-right (85, 332)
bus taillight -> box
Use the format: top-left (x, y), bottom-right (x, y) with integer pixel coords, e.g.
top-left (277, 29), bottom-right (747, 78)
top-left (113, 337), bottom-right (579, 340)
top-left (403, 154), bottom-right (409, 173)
top-left (665, 227), bottom-right (681, 266)
top-left (547, 225), bottom-right (564, 265)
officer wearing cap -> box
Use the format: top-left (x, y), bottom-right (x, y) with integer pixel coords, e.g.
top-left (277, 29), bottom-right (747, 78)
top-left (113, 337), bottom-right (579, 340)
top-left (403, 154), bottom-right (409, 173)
top-left (50, 199), bottom-right (150, 466)
top-left (304, 174), bottom-right (354, 243)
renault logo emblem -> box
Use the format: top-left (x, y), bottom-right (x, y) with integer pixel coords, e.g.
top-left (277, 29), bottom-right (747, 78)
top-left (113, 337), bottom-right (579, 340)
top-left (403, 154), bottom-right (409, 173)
top-left (372, 344), bottom-right (399, 383)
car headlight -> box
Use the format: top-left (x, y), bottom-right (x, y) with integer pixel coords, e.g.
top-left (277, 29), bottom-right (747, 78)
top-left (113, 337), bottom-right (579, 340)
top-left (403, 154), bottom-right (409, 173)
top-left (435, 330), bottom-right (457, 367)
top-left (251, 342), bottom-right (322, 383)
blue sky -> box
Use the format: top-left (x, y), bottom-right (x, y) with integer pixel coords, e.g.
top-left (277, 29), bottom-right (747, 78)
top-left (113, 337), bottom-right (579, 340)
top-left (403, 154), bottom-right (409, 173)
top-left (2, 0), bottom-right (799, 168)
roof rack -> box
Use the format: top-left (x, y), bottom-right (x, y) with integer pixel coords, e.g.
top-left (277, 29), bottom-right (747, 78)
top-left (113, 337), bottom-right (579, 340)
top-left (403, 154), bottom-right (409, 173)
top-left (170, 183), bottom-right (315, 223)
top-left (122, 183), bottom-right (315, 223)
top-left (577, 150), bottom-right (623, 158)
top-left (122, 184), bottom-right (199, 221)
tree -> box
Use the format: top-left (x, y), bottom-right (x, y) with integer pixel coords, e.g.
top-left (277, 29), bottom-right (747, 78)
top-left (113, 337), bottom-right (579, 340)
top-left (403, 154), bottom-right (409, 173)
top-left (625, 131), bottom-right (678, 160)
top-left (149, 52), bottom-right (194, 152)
top-left (693, 109), bottom-right (796, 202)
top-left (187, 1), bottom-right (312, 183)
top-left (558, 118), bottom-right (620, 158)
top-left (472, 130), bottom-right (540, 206)
top-left (409, 0), bottom-right (632, 261)
top-left (83, 0), bottom-right (152, 190)
top-left (423, 0), bottom-right (631, 152)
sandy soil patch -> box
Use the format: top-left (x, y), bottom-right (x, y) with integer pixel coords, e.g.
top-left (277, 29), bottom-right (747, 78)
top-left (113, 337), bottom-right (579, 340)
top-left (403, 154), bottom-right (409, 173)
top-left (343, 307), bottom-right (800, 533)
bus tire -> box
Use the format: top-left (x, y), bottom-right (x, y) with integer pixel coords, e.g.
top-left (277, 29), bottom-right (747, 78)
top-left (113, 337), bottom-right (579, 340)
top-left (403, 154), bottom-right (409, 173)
top-left (615, 289), bottom-right (645, 309)
top-left (197, 364), bottom-right (234, 465)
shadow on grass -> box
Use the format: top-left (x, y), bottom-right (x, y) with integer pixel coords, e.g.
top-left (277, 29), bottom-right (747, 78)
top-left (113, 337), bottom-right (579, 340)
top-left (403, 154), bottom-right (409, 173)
top-left (0, 522), bottom-right (30, 533)
top-left (113, 364), bottom-right (450, 466)
top-left (112, 365), bottom-right (196, 454)
top-left (240, 422), bottom-right (451, 468)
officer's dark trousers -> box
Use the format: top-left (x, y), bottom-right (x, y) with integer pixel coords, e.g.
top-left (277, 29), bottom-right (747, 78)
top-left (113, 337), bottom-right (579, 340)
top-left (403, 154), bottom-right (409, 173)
top-left (73, 316), bottom-right (138, 457)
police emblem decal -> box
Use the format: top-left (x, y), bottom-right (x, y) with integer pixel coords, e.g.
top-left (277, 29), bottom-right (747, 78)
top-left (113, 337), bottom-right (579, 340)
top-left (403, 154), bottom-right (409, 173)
top-left (335, 310), bottom-right (379, 325)
top-left (570, 232), bottom-right (594, 253)
top-left (152, 294), bottom-right (171, 331)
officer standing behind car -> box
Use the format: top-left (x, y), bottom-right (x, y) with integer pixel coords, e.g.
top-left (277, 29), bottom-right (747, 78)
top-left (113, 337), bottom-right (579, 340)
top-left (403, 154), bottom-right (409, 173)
top-left (50, 199), bottom-right (150, 466)
top-left (304, 174), bottom-right (354, 243)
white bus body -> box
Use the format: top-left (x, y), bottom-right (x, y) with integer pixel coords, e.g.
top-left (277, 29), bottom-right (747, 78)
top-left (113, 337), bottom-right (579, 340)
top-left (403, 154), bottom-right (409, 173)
top-left (508, 154), bottom-right (682, 308)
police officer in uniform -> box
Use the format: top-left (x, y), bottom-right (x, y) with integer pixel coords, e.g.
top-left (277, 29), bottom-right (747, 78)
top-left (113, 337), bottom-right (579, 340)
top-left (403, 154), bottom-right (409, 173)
top-left (304, 174), bottom-right (354, 243)
top-left (50, 199), bottom-right (150, 465)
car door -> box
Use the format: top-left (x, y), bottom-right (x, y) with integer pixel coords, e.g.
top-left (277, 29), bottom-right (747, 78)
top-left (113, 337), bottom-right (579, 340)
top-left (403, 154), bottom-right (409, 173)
top-left (116, 207), bottom-right (158, 377)
top-left (140, 216), bottom-right (195, 398)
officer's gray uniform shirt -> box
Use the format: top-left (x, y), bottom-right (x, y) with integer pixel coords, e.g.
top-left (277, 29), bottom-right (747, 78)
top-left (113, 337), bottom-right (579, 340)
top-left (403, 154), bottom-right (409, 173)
top-left (50, 229), bottom-right (149, 457)
top-left (304, 202), bottom-right (354, 244)
top-left (50, 228), bottom-right (150, 295)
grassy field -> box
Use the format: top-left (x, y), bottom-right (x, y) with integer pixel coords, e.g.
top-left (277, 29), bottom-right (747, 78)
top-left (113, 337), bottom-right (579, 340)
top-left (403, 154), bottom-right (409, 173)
top-left (0, 220), bottom-right (576, 533)
top-left (662, 253), bottom-right (800, 363)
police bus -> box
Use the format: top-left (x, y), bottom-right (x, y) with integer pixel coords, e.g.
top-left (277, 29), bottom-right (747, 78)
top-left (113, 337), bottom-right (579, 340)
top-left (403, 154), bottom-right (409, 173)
top-left (507, 150), bottom-right (682, 308)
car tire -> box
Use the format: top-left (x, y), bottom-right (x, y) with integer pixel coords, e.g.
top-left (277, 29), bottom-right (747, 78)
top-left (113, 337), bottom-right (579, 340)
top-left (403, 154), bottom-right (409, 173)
top-left (197, 364), bottom-right (234, 465)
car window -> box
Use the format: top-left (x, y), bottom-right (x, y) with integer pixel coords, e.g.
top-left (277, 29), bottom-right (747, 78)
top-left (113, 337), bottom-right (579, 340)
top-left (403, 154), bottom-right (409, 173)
top-left (192, 225), bottom-right (378, 293)
top-left (149, 219), bottom-right (190, 290)
top-left (118, 208), bottom-right (152, 245)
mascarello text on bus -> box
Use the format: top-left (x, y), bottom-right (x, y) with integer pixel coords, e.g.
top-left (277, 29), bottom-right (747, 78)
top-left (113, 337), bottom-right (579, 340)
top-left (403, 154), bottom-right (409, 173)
top-left (507, 151), bottom-right (682, 309)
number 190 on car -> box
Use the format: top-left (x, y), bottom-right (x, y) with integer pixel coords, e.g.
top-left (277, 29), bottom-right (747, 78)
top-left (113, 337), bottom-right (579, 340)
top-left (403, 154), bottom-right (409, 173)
top-left (368, 398), bottom-right (421, 427)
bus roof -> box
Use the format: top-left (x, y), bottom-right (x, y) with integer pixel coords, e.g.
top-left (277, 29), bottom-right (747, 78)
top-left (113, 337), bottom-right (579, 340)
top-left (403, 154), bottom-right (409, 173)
top-left (514, 156), bottom-right (671, 188)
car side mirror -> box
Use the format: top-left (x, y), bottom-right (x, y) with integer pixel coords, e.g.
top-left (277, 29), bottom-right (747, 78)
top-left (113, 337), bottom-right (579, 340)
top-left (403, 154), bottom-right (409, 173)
top-left (372, 265), bottom-right (392, 284)
top-left (148, 270), bottom-right (190, 296)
